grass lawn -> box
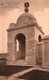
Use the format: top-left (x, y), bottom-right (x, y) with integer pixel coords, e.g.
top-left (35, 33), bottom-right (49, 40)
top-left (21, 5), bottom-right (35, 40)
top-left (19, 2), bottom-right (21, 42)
top-left (0, 65), bottom-right (32, 76)
top-left (18, 70), bottom-right (49, 80)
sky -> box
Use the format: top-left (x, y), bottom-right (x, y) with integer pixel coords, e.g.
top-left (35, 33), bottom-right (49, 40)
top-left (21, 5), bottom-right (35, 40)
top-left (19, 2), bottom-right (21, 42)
top-left (0, 0), bottom-right (49, 53)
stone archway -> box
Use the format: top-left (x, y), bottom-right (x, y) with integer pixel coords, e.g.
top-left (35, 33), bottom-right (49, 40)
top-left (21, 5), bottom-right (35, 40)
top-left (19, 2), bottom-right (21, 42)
top-left (15, 33), bottom-right (26, 60)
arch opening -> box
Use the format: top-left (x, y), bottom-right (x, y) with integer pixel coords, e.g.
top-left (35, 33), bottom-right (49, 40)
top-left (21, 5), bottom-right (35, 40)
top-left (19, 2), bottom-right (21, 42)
top-left (15, 33), bottom-right (26, 60)
top-left (38, 35), bottom-right (42, 42)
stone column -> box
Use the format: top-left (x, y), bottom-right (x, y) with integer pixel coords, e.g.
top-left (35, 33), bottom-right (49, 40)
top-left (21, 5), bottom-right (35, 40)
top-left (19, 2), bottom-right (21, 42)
top-left (26, 39), bottom-right (36, 65)
top-left (7, 42), bottom-right (16, 65)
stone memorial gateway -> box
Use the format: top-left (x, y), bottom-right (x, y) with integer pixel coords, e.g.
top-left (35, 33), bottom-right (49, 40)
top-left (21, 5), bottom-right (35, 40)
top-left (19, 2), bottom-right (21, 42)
top-left (7, 2), bottom-right (49, 68)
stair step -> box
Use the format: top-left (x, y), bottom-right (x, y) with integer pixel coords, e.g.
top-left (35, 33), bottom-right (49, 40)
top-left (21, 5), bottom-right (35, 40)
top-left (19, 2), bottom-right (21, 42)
top-left (13, 60), bottom-right (27, 65)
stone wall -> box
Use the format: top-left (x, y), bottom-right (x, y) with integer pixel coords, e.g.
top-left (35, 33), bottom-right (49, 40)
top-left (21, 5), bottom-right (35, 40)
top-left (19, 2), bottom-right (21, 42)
top-left (36, 36), bottom-right (49, 68)
top-left (7, 26), bottom-right (36, 65)
top-left (42, 37), bottom-right (49, 68)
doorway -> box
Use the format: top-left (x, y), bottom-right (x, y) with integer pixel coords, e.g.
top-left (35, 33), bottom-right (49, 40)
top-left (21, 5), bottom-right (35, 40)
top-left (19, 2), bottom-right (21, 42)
top-left (15, 33), bottom-right (26, 60)
top-left (36, 44), bottom-right (42, 66)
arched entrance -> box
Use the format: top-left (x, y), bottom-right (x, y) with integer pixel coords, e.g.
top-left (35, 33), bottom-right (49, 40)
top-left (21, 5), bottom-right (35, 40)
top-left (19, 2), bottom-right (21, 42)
top-left (15, 33), bottom-right (26, 60)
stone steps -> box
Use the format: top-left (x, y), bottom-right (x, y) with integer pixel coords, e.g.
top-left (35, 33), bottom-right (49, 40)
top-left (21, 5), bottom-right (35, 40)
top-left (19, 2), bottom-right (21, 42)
top-left (13, 60), bottom-right (27, 66)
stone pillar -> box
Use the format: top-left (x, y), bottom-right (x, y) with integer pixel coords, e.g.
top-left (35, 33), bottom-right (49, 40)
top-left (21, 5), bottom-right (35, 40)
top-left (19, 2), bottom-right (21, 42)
top-left (7, 42), bottom-right (16, 65)
top-left (26, 39), bottom-right (36, 65)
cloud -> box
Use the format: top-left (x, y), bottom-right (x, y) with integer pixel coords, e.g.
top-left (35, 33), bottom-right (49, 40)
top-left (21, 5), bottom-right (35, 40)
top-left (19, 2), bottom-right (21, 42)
top-left (0, 0), bottom-right (20, 17)
top-left (34, 8), bottom-right (49, 35)
top-left (0, 0), bottom-right (49, 17)
top-left (19, 0), bottom-right (49, 12)
top-left (0, 8), bottom-right (20, 53)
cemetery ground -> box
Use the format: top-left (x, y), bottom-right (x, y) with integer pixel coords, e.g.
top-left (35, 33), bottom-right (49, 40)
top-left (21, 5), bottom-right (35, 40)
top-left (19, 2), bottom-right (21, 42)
top-left (0, 64), bottom-right (31, 76)
top-left (0, 65), bottom-right (49, 80)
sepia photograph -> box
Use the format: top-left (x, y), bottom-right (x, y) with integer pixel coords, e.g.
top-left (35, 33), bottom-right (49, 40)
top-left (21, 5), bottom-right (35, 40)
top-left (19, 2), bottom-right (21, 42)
top-left (0, 0), bottom-right (49, 80)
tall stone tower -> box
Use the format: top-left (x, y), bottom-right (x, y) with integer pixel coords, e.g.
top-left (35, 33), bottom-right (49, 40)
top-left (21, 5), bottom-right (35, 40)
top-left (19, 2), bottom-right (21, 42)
top-left (7, 2), bottom-right (44, 65)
